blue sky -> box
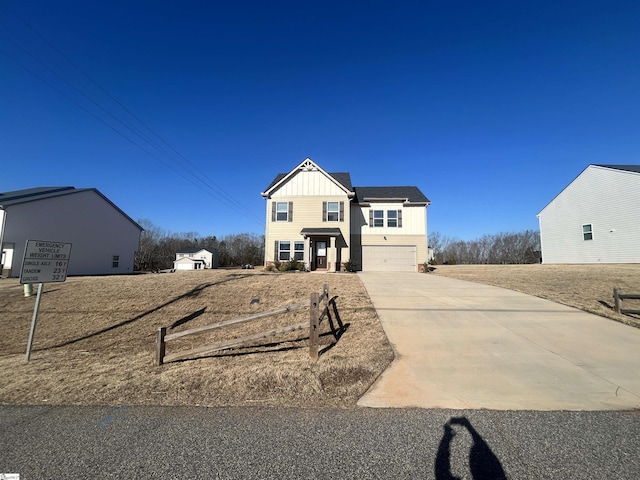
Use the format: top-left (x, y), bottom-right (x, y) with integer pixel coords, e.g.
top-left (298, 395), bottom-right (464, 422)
top-left (1, 1), bottom-right (638, 241)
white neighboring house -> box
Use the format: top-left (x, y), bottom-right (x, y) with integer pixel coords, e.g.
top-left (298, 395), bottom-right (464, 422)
top-left (0, 186), bottom-right (142, 277)
top-left (537, 164), bottom-right (640, 264)
top-left (173, 248), bottom-right (218, 270)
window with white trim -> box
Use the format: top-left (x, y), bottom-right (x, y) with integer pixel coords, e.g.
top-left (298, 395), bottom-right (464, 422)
top-left (279, 241), bottom-right (291, 261)
top-left (583, 224), bottom-right (593, 241)
top-left (294, 241), bottom-right (304, 261)
top-left (327, 202), bottom-right (339, 222)
top-left (373, 210), bottom-right (384, 227)
top-left (387, 210), bottom-right (398, 227)
top-left (276, 202), bottom-right (289, 222)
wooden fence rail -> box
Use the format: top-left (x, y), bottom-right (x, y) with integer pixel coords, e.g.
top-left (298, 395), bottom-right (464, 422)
top-left (155, 283), bottom-right (344, 365)
top-left (613, 288), bottom-right (640, 315)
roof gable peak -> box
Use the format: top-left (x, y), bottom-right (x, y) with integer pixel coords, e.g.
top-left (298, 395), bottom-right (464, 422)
top-left (261, 157), bottom-right (354, 198)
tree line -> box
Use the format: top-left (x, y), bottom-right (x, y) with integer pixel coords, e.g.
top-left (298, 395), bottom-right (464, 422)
top-left (134, 219), bottom-right (264, 271)
top-left (429, 230), bottom-right (540, 265)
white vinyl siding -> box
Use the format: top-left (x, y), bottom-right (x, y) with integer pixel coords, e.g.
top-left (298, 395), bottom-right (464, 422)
top-left (270, 169), bottom-right (349, 197)
top-left (354, 204), bottom-right (425, 235)
top-left (538, 165), bottom-right (640, 263)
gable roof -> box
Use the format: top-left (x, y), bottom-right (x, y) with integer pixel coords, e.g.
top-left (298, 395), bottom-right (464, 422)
top-left (537, 164), bottom-right (640, 216)
top-left (594, 164), bottom-right (640, 174)
top-left (176, 247), bottom-right (214, 254)
top-left (353, 186), bottom-right (430, 204)
top-left (261, 158), bottom-right (354, 197)
top-left (0, 186), bottom-right (143, 231)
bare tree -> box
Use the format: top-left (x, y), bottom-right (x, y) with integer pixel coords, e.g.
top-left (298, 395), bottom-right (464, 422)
top-left (435, 230), bottom-right (540, 265)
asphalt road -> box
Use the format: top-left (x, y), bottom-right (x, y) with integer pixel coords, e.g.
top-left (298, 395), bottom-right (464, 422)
top-left (1, 405), bottom-right (639, 479)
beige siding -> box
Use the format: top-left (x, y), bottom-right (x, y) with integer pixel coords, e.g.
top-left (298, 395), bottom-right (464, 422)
top-left (264, 195), bottom-right (351, 265)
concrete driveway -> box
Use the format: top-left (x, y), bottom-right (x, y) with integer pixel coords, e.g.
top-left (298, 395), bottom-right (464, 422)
top-left (357, 272), bottom-right (640, 410)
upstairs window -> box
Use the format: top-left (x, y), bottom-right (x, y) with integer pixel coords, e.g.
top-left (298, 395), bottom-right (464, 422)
top-left (372, 210), bottom-right (384, 227)
top-left (322, 201), bottom-right (344, 222)
top-left (276, 202), bottom-right (289, 221)
top-left (387, 210), bottom-right (398, 227)
top-left (327, 202), bottom-right (339, 221)
top-left (272, 201), bottom-right (293, 222)
top-left (583, 224), bottom-right (593, 241)
top-left (369, 209), bottom-right (403, 228)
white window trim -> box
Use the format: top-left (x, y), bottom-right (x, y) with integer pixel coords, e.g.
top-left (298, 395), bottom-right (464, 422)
top-left (326, 202), bottom-right (340, 222)
top-left (278, 241), bottom-right (291, 261)
top-left (276, 202), bottom-right (289, 222)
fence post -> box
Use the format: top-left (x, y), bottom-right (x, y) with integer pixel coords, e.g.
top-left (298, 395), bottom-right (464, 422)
top-left (614, 288), bottom-right (621, 313)
top-left (155, 326), bottom-right (166, 366)
top-left (309, 292), bottom-right (320, 360)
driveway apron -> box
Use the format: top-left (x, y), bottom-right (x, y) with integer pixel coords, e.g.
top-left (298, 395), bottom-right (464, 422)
top-left (357, 272), bottom-right (640, 410)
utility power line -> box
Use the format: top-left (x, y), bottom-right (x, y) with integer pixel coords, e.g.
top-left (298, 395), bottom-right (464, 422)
top-left (0, 0), bottom-right (265, 227)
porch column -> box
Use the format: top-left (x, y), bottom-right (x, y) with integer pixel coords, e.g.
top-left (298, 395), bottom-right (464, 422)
top-left (328, 236), bottom-right (336, 273)
top-left (304, 236), bottom-right (311, 271)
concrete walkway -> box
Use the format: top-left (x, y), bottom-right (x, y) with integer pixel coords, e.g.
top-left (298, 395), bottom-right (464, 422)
top-left (357, 272), bottom-right (640, 410)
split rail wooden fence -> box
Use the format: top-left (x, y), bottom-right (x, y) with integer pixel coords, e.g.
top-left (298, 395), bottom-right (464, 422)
top-left (155, 284), bottom-right (345, 365)
top-left (613, 288), bottom-right (640, 315)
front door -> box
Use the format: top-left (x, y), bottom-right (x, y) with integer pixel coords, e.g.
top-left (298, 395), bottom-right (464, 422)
top-left (315, 241), bottom-right (327, 269)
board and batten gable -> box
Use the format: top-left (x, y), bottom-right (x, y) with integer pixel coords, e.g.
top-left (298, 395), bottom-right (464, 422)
top-left (537, 165), bottom-right (640, 264)
top-left (3, 189), bottom-right (141, 276)
top-left (263, 167), bottom-right (352, 264)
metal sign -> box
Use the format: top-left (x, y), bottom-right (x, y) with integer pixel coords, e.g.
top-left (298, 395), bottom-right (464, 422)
top-left (20, 240), bottom-right (72, 361)
top-left (20, 240), bottom-right (72, 284)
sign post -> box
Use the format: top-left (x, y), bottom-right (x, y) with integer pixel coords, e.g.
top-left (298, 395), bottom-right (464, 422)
top-left (20, 240), bottom-right (72, 361)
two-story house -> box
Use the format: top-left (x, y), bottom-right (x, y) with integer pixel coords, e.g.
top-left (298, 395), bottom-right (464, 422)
top-left (261, 158), bottom-right (430, 272)
top-left (173, 247), bottom-right (218, 270)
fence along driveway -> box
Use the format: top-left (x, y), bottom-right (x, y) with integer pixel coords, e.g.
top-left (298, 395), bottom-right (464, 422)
top-left (357, 272), bottom-right (640, 410)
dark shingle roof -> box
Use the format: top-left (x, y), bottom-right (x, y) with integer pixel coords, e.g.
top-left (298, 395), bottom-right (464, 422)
top-left (0, 186), bottom-right (77, 206)
top-left (594, 164), bottom-right (640, 174)
top-left (353, 186), bottom-right (430, 204)
top-left (300, 228), bottom-right (343, 237)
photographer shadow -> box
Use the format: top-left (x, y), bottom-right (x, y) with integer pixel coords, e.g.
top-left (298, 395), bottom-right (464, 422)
top-left (435, 416), bottom-right (507, 480)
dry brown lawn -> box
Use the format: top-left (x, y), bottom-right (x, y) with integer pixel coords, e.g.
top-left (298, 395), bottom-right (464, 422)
top-left (0, 270), bottom-right (393, 408)
top-left (3, 264), bottom-right (639, 408)
top-left (431, 264), bottom-right (640, 328)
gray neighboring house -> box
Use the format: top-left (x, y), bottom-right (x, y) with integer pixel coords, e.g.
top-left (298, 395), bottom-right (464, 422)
top-left (537, 164), bottom-right (640, 264)
top-left (0, 187), bottom-right (143, 277)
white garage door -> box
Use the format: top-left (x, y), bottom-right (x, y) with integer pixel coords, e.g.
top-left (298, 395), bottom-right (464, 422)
top-left (361, 245), bottom-right (417, 272)
top-left (175, 262), bottom-right (193, 270)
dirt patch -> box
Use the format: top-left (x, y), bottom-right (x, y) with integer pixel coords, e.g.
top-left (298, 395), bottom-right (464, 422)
top-left (0, 270), bottom-right (393, 408)
top-left (431, 264), bottom-right (640, 328)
